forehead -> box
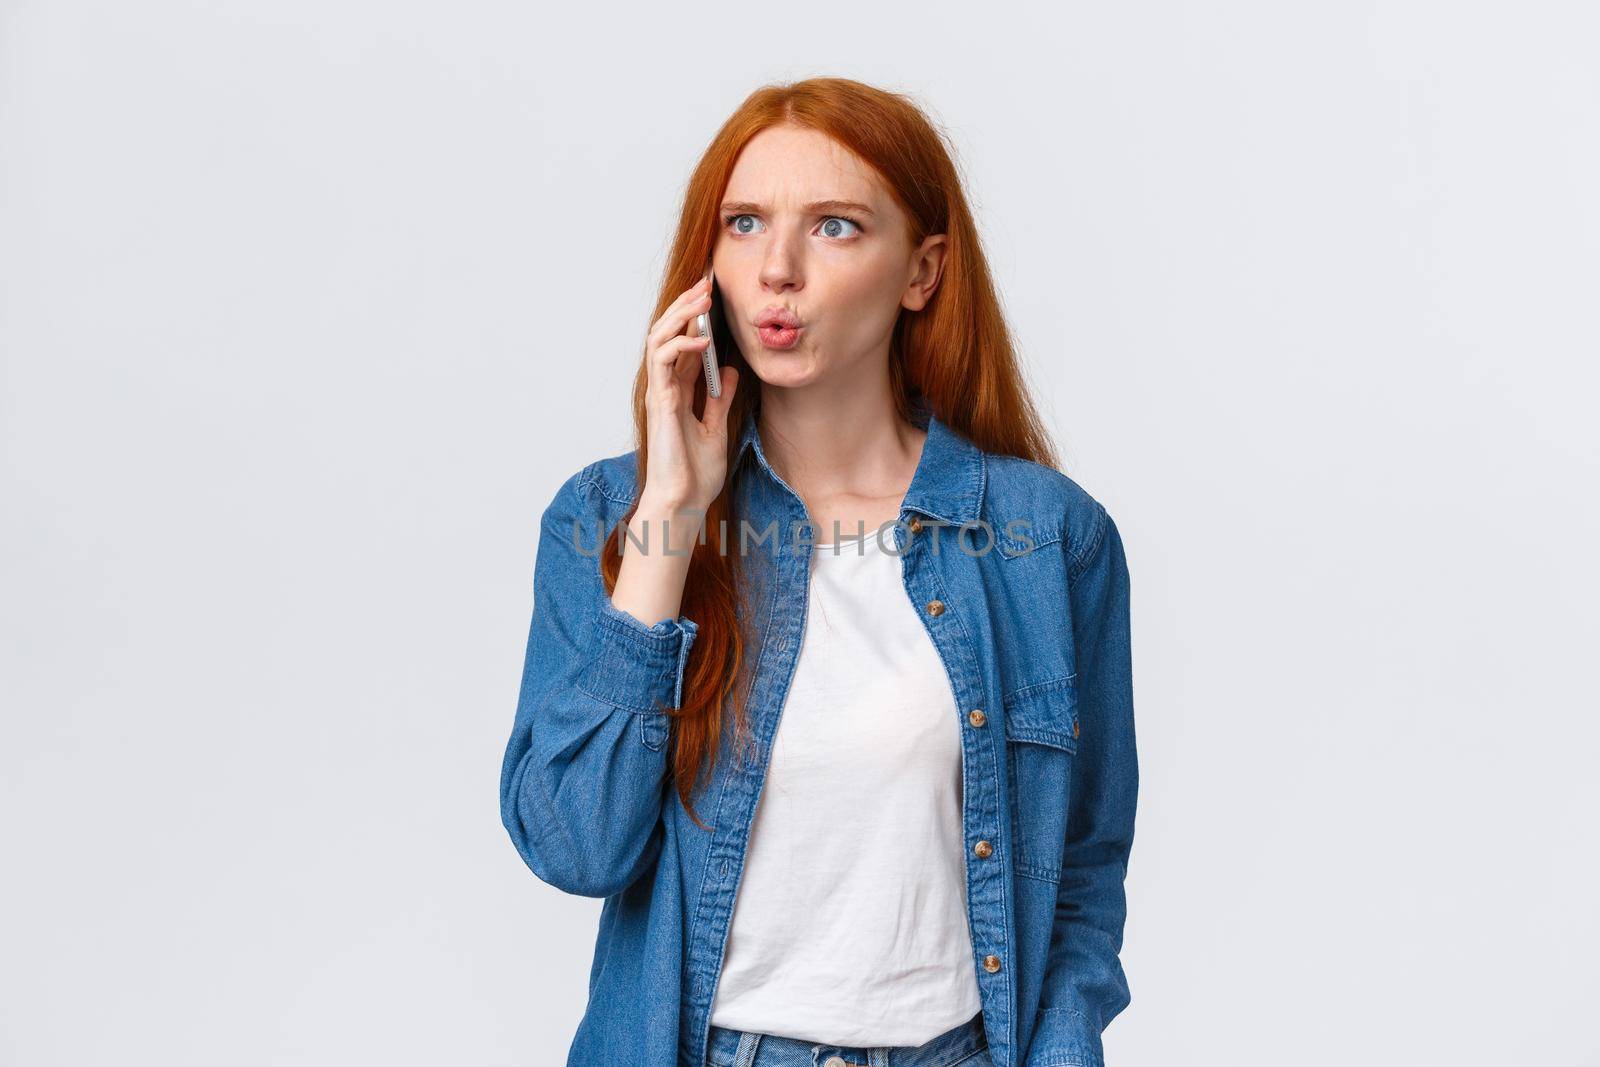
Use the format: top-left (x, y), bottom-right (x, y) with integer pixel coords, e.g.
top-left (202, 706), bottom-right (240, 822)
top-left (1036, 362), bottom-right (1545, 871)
top-left (723, 125), bottom-right (887, 209)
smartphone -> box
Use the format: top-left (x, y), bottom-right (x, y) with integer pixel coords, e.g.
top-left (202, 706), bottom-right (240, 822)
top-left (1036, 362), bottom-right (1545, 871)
top-left (695, 261), bottom-right (723, 399)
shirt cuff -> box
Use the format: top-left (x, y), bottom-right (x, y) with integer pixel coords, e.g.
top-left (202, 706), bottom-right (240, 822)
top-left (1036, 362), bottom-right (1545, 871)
top-left (576, 595), bottom-right (700, 715)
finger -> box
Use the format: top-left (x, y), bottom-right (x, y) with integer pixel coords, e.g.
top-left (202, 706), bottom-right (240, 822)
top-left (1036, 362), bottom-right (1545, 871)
top-left (647, 295), bottom-right (710, 354)
top-left (647, 333), bottom-right (711, 389)
top-left (647, 285), bottom-right (712, 350)
top-left (649, 278), bottom-right (709, 338)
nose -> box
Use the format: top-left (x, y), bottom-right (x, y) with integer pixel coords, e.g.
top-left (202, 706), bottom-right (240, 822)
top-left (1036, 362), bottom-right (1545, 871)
top-left (757, 228), bottom-right (803, 294)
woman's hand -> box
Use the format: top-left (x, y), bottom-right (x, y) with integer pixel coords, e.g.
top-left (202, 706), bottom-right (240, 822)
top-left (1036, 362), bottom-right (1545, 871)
top-left (639, 275), bottom-right (740, 514)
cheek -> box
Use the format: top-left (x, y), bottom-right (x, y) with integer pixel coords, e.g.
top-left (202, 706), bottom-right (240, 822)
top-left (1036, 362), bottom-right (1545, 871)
top-left (826, 262), bottom-right (908, 322)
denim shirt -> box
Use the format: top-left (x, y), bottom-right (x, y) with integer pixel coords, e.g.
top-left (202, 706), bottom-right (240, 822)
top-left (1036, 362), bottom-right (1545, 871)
top-left (499, 399), bottom-right (1138, 1067)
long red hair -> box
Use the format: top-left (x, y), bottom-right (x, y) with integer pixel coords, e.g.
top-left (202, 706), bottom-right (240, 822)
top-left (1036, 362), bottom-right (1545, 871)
top-left (598, 77), bottom-right (1061, 828)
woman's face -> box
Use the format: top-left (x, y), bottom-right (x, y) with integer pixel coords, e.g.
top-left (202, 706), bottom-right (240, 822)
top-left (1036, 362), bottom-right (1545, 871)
top-left (711, 124), bottom-right (944, 392)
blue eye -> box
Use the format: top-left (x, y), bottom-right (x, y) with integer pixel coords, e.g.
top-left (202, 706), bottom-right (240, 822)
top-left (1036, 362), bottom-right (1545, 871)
top-left (727, 213), bottom-right (763, 235)
top-left (818, 216), bottom-right (860, 239)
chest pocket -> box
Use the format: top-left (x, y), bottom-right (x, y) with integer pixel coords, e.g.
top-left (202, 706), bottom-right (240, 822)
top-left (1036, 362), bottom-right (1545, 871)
top-left (1003, 676), bottom-right (1080, 882)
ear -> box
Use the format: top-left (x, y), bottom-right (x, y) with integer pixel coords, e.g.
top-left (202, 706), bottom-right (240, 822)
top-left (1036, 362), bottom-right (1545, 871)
top-left (901, 233), bottom-right (949, 312)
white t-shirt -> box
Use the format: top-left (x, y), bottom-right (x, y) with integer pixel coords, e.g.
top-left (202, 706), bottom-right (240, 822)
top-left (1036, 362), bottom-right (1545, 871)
top-left (707, 527), bottom-right (983, 1047)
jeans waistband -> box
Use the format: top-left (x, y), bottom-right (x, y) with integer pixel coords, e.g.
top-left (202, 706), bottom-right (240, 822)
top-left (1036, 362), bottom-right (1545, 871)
top-left (707, 1009), bottom-right (987, 1067)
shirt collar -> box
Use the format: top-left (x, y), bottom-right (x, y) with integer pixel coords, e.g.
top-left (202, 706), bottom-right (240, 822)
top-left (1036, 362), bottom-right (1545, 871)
top-left (731, 394), bottom-right (987, 527)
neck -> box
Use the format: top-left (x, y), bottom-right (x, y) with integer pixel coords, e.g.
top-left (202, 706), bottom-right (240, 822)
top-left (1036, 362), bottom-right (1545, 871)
top-left (756, 379), bottom-right (926, 507)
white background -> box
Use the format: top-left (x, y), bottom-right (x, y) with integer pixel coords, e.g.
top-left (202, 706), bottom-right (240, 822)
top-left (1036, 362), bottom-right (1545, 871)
top-left (3, 2), bottom-right (1597, 1064)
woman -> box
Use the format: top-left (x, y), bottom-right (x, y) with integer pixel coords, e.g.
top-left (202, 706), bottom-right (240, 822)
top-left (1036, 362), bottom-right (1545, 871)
top-left (499, 77), bottom-right (1138, 1067)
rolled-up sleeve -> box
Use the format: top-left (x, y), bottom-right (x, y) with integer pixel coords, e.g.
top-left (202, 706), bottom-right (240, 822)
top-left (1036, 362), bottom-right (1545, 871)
top-left (580, 595), bottom-right (700, 722)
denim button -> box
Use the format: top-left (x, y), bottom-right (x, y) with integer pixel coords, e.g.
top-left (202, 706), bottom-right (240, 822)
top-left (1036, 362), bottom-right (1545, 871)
top-left (926, 599), bottom-right (945, 616)
top-left (983, 954), bottom-right (1002, 973)
top-left (968, 708), bottom-right (987, 727)
top-left (824, 1058), bottom-right (848, 1067)
top-left (974, 839), bottom-right (993, 859)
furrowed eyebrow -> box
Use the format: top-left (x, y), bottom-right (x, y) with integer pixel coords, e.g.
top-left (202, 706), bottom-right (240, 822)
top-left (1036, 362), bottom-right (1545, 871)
top-left (719, 199), bottom-right (877, 218)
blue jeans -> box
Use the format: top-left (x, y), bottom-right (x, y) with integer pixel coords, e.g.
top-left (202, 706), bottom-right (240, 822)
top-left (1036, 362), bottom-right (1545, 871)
top-left (706, 1010), bottom-right (992, 1067)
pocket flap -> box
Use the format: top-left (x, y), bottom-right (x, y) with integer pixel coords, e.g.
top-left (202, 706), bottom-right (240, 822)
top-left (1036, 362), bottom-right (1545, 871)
top-left (1002, 676), bottom-right (1080, 752)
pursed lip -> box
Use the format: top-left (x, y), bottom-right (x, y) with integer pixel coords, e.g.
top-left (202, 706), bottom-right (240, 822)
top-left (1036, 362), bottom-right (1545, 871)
top-left (755, 307), bottom-right (803, 329)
